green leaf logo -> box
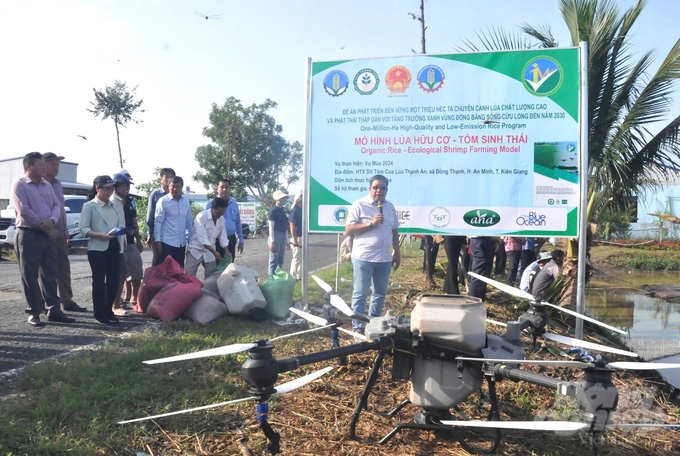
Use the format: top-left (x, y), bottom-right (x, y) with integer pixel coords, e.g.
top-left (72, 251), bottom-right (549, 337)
top-left (463, 209), bottom-right (501, 227)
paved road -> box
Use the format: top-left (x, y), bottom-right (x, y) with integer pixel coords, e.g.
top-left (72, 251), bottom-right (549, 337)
top-left (0, 233), bottom-right (339, 376)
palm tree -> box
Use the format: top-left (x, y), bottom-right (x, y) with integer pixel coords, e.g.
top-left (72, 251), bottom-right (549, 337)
top-left (460, 0), bottom-right (680, 307)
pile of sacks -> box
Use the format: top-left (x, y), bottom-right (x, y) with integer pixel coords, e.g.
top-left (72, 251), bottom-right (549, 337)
top-left (136, 257), bottom-right (296, 324)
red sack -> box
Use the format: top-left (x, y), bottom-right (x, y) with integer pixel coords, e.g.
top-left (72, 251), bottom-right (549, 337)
top-left (136, 256), bottom-right (185, 313)
top-left (147, 274), bottom-right (203, 321)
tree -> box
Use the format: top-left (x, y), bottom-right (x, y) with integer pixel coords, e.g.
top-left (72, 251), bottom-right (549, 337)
top-left (194, 97), bottom-right (303, 206)
top-left (460, 0), bottom-right (680, 309)
top-left (408, 0), bottom-right (427, 54)
top-left (88, 80), bottom-right (145, 168)
top-left (460, 0), bottom-right (680, 230)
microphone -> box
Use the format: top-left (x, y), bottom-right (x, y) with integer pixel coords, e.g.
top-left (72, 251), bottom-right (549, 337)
top-left (377, 202), bottom-right (383, 223)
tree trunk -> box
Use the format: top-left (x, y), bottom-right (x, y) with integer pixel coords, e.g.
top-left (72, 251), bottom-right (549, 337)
top-left (420, 0), bottom-right (426, 54)
top-left (114, 120), bottom-right (123, 168)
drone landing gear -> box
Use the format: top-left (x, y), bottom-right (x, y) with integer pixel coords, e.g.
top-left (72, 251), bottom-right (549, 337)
top-left (348, 350), bottom-right (502, 454)
top-left (257, 401), bottom-right (281, 454)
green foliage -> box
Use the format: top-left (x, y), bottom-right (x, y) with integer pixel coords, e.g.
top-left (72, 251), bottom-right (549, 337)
top-left (133, 168), bottom-right (162, 239)
top-left (88, 80), bottom-right (145, 168)
top-left (194, 97), bottom-right (303, 207)
top-left (459, 0), bottom-right (680, 222)
top-left (594, 206), bottom-right (633, 239)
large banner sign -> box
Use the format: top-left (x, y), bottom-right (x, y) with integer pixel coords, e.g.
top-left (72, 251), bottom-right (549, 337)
top-left (308, 48), bottom-right (581, 236)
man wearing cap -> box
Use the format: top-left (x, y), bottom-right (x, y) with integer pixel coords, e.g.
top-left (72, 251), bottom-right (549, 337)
top-left (146, 167), bottom-right (175, 266)
top-left (42, 152), bottom-right (87, 313)
top-left (531, 249), bottom-right (566, 298)
top-left (154, 176), bottom-right (192, 267)
top-left (112, 172), bottom-right (144, 313)
top-left (10, 152), bottom-right (76, 326)
top-left (519, 251), bottom-right (552, 293)
top-left (288, 189), bottom-right (303, 280)
top-left (205, 178), bottom-right (244, 260)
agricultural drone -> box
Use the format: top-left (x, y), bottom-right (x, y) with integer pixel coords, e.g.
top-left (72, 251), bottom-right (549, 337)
top-left (120, 274), bottom-right (679, 455)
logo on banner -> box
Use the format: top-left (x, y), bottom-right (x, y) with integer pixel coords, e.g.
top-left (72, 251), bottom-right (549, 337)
top-left (385, 66), bottom-right (412, 94)
top-left (417, 65), bottom-right (445, 92)
top-left (463, 209), bottom-right (500, 227)
top-left (522, 56), bottom-right (563, 96)
top-left (323, 70), bottom-right (349, 97)
top-left (429, 207), bottom-right (450, 228)
top-left (354, 69), bottom-right (380, 95)
top-left (333, 207), bottom-right (348, 225)
top-left (516, 211), bottom-right (547, 226)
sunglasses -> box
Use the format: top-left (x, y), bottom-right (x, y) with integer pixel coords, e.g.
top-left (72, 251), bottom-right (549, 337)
top-left (371, 185), bottom-right (387, 191)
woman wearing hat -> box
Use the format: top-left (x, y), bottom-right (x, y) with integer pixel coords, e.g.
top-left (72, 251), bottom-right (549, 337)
top-left (80, 175), bottom-right (125, 325)
top-left (268, 190), bottom-right (289, 276)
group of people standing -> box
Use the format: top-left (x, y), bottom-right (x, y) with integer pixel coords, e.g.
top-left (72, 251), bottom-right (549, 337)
top-left (9, 155), bottom-right (248, 327)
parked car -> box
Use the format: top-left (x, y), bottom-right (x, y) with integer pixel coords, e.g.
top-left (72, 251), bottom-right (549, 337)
top-left (0, 195), bottom-right (88, 248)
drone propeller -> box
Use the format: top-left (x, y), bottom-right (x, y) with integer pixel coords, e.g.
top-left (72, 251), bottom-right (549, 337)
top-left (118, 366), bottom-right (334, 424)
top-left (311, 274), bottom-right (334, 294)
top-left (457, 357), bottom-right (680, 371)
top-left (143, 325), bottom-right (334, 365)
top-left (289, 308), bottom-right (367, 340)
top-left (440, 419), bottom-right (588, 432)
top-left (484, 319), bottom-right (637, 357)
top-left (468, 272), bottom-right (627, 335)
top-left (311, 275), bottom-right (371, 322)
top-left (542, 333), bottom-right (638, 358)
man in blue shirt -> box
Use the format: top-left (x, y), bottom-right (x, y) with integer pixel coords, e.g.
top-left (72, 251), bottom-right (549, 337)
top-left (205, 178), bottom-right (244, 260)
top-left (154, 176), bottom-right (192, 267)
top-left (146, 167), bottom-right (175, 266)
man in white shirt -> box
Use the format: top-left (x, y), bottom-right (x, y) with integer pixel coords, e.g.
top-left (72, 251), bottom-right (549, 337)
top-left (345, 175), bottom-right (401, 332)
top-left (154, 176), bottom-right (193, 268)
top-left (186, 198), bottom-right (229, 278)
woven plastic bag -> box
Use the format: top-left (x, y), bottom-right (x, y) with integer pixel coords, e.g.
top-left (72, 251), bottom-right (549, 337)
top-left (259, 267), bottom-right (296, 319)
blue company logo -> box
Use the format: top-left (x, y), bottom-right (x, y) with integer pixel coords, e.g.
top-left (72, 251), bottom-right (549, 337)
top-left (333, 207), bottom-right (348, 225)
top-left (516, 211), bottom-right (547, 226)
top-left (323, 70), bottom-right (349, 97)
top-left (522, 56), bottom-right (563, 96)
top-left (417, 65), bottom-right (445, 93)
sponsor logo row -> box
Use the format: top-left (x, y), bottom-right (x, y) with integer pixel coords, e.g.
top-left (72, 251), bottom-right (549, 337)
top-left (321, 56), bottom-right (564, 97)
top-left (329, 206), bottom-right (550, 229)
top-left (324, 65), bottom-right (445, 97)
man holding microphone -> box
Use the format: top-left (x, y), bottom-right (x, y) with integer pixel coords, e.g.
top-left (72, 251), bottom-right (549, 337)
top-left (345, 174), bottom-right (400, 333)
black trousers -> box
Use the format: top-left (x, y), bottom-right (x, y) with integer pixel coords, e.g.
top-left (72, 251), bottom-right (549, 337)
top-left (15, 228), bottom-right (60, 316)
top-left (215, 234), bottom-right (237, 260)
top-left (422, 235), bottom-right (439, 283)
top-left (506, 250), bottom-right (522, 285)
top-left (159, 242), bottom-right (186, 268)
top-left (87, 239), bottom-right (120, 320)
top-left (493, 238), bottom-right (506, 275)
top-left (443, 236), bottom-right (465, 294)
top-left (468, 237), bottom-right (494, 301)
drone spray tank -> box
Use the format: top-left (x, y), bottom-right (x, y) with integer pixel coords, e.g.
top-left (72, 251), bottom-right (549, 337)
top-left (408, 294), bottom-right (487, 409)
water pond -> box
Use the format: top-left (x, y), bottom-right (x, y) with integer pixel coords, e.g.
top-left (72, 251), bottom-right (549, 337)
top-left (586, 287), bottom-right (680, 387)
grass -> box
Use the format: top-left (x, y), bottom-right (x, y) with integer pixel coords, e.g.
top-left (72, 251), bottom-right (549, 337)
top-left (1, 240), bottom-right (679, 455)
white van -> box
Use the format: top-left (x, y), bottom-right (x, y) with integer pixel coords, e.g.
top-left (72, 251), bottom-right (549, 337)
top-left (0, 195), bottom-right (88, 247)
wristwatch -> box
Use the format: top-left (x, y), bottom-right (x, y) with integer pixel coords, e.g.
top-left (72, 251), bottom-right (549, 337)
top-left (367, 221), bottom-right (373, 229)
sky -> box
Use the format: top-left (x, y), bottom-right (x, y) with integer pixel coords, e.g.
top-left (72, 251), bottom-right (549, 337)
top-left (1, 0), bottom-right (678, 195)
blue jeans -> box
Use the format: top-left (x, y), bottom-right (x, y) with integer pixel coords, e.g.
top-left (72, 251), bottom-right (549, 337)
top-left (268, 230), bottom-right (287, 276)
top-left (351, 259), bottom-right (392, 329)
